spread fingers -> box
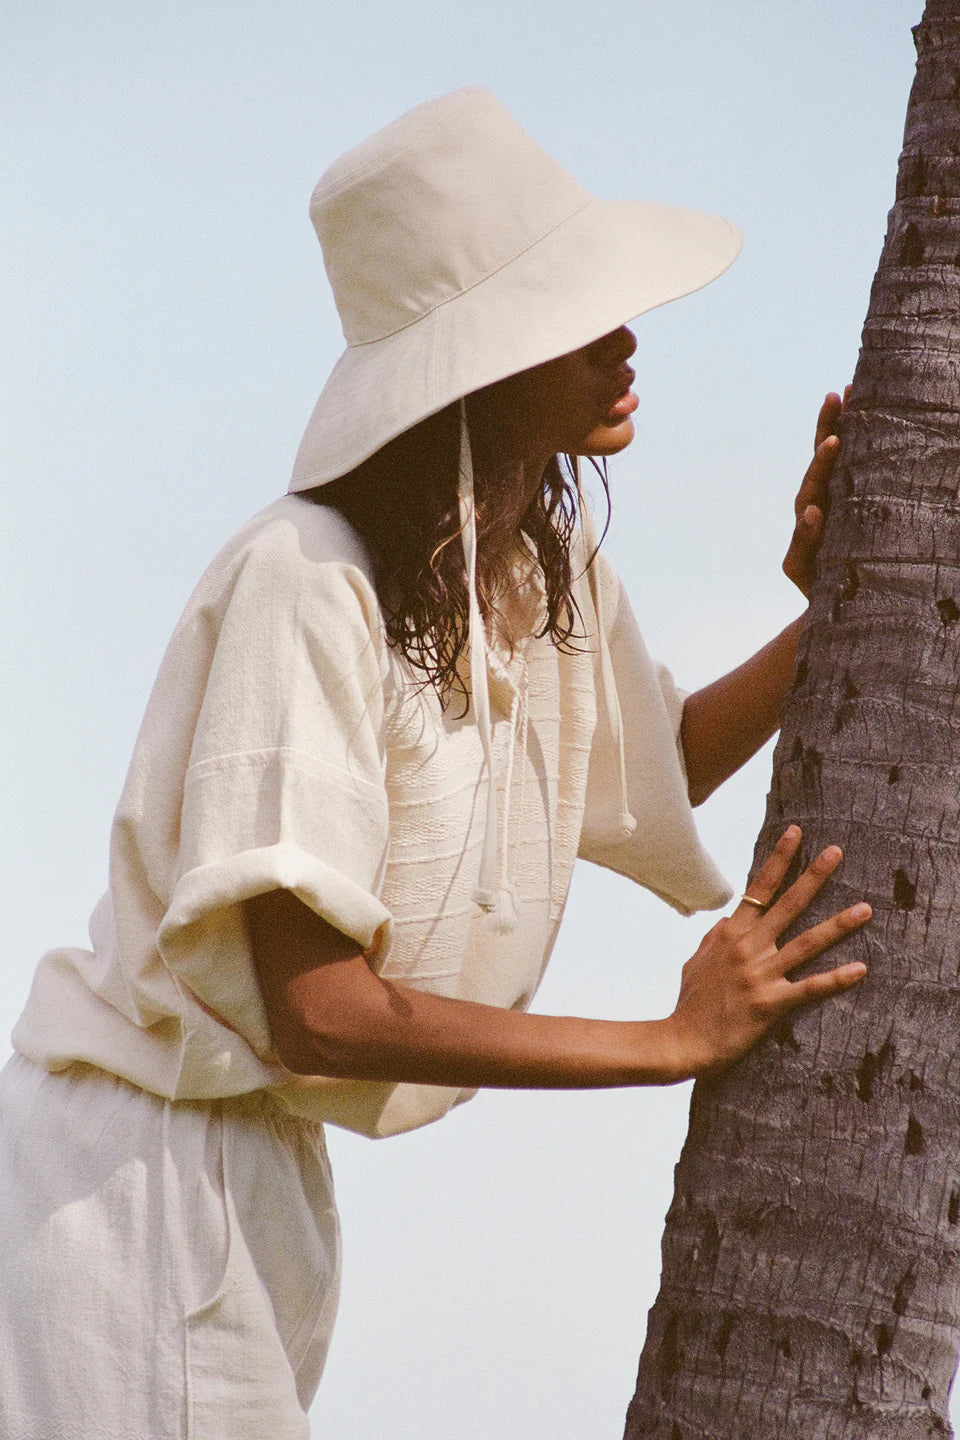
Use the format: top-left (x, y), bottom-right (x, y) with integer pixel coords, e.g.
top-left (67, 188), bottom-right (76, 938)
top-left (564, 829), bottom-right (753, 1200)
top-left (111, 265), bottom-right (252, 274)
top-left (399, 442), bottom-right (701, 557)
top-left (777, 901), bottom-right (872, 982)
top-left (760, 842), bottom-right (847, 936)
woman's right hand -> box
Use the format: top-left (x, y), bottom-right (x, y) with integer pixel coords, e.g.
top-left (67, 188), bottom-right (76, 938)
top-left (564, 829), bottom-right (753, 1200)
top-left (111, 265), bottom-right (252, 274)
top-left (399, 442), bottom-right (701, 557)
top-left (663, 825), bottom-right (871, 1081)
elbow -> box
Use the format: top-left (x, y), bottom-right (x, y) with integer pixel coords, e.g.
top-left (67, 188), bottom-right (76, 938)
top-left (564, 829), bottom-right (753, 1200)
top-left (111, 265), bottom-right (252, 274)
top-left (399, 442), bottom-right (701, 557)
top-left (272, 974), bottom-right (406, 1080)
top-left (680, 732), bottom-right (718, 807)
top-left (272, 1013), bottom-right (371, 1079)
top-left (274, 1029), bottom-right (334, 1078)
top-left (270, 1017), bottom-right (329, 1077)
top-left (683, 752), bottom-right (714, 807)
top-left (679, 708), bottom-right (710, 808)
top-left (686, 777), bottom-right (716, 809)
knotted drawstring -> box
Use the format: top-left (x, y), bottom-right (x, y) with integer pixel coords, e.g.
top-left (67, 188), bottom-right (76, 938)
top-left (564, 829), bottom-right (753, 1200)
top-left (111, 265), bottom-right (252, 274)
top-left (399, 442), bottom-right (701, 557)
top-left (457, 400), bottom-right (527, 932)
top-left (577, 467), bottom-right (636, 842)
top-left (489, 673), bottom-right (527, 934)
top-left (458, 400), bottom-right (502, 913)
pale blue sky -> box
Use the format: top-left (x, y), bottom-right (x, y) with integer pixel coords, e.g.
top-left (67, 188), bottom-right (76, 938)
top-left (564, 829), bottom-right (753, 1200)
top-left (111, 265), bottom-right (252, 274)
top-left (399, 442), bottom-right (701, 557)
top-left (3, 2), bottom-right (925, 1435)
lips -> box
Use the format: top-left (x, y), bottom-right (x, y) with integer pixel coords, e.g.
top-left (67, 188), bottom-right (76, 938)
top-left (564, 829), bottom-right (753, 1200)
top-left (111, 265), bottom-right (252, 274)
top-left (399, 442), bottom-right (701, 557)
top-left (603, 365), bottom-right (637, 419)
top-left (604, 389), bottom-right (639, 421)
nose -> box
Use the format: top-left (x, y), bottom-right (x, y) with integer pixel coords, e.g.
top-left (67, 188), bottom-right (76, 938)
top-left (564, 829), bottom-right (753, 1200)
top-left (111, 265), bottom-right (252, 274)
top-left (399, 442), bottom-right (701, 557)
top-left (587, 325), bottom-right (637, 365)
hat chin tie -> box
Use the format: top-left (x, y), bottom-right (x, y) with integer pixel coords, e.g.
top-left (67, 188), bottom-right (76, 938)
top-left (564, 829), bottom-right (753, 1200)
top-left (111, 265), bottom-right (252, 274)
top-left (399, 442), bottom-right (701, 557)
top-left (458, 401), bottom-right (506, 917)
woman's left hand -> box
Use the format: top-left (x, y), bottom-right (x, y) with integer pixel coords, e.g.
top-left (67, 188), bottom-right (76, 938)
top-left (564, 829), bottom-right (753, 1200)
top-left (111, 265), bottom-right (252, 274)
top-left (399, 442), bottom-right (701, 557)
top-left (782, 386), bottom-right (851, 598)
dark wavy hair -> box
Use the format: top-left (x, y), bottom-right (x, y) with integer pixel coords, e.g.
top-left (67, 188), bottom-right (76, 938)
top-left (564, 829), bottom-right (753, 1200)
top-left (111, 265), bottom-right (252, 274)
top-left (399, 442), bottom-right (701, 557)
top-left (302, 401), bottom-right (609, 709)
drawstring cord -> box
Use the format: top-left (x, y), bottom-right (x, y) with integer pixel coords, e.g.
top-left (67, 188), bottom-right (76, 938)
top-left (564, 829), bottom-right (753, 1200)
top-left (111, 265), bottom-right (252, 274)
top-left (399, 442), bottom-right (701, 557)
top-left (457, 400), bottom-right (526, 931)
top-left (458, 400), bottom-right (501, 912)
top-left (511, 663), bottom-right (530, 881)
top-left (490, 669), bottom-right (527, 934)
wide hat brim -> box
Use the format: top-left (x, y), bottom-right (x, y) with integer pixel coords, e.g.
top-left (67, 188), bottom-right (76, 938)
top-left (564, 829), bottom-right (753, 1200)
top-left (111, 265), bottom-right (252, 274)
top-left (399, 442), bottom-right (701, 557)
top-left (289, 196), bottom-right (741, 491)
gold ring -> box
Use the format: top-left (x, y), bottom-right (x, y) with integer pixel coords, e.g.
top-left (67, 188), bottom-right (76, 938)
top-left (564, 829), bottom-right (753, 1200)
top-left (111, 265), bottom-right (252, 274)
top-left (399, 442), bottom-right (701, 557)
top-left (739, 894), bottom-right (767, 911)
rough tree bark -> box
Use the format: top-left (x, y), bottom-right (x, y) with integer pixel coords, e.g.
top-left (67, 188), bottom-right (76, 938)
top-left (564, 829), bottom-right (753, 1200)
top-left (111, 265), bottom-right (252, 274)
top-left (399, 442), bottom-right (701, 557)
top-left (624, 6), bottom-right (960, 1437)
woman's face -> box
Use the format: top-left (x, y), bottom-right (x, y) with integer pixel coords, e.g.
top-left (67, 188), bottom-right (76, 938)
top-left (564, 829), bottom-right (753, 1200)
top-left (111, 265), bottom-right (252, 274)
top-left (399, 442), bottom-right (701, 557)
top-left (468, 326), bottom-right (639, 476)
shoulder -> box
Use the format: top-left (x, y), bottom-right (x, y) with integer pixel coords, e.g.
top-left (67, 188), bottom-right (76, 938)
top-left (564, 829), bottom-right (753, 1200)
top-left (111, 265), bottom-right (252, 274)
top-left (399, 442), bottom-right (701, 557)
top-left (225, 494), bottom-right (376, 583)
top-left (193, 495), bottom-right (383, 635)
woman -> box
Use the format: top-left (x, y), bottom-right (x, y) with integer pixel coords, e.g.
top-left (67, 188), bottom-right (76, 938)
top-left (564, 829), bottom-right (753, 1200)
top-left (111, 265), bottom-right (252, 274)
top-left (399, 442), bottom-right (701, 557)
top-left (0, 88), bottom-right (870, 1437)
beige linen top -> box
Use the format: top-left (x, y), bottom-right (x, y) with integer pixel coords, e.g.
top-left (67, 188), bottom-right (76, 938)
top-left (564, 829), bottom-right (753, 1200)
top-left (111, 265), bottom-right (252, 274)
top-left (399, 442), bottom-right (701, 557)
top-left (13, 496), bottom-right (731, 1137)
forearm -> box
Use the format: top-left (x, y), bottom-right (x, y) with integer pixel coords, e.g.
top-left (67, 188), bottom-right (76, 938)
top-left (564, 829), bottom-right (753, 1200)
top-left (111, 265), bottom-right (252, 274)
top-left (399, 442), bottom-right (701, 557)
top-left (283, 957), bottom-right (684, 1089)
top-left (680, 614), bottom-right (805, 806)
top-left (247, 890), bottom-right (686, 1088)
top-left (250, 846), bottom-right (871, 1098)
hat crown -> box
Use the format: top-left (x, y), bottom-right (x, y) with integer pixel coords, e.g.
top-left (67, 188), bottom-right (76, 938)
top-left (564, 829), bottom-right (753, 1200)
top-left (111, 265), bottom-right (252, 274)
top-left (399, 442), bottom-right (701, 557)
top-left (312, 88), bottom-right (592, 346)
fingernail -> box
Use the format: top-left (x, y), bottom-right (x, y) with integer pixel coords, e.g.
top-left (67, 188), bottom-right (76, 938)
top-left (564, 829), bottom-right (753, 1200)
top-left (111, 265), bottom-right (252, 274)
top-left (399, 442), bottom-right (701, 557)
top-left (784, 824), bottom-right (801, 839)
top-left (823, 845), bottom-right (842, 861)
top-left (852, 903), bottom-right (871, 919)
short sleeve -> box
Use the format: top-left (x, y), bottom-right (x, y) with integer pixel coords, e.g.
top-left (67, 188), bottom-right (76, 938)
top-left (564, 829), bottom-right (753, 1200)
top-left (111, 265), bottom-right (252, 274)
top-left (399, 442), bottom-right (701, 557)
top-left (155, 511), bottom-right (393, 1052)
top-left (577, 552), bottom-right (732, 916)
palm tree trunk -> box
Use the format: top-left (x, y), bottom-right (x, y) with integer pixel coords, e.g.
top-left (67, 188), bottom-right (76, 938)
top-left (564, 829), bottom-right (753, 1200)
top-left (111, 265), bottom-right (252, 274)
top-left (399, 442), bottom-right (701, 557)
top-left (624, 5), bottom-right (960, 1436)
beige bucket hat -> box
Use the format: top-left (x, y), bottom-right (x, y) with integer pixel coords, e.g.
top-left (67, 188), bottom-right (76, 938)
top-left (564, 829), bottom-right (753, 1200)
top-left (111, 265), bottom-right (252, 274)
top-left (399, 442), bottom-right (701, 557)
top-left (288, 85), bottom-right (741, 492)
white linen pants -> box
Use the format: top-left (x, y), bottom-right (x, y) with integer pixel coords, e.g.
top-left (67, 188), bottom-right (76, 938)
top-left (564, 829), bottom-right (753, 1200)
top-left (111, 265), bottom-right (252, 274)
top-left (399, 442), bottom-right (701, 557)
top-left (0, 1053), bottom-right (341, 1440)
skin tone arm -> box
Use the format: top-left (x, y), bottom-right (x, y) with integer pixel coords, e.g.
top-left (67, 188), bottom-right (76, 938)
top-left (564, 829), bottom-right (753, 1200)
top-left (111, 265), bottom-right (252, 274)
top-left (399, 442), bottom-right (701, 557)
top-left (248, 826), bottom-right (869, 1089)
top-left (680, 390), bottom-right (848, 806)
top-left (680, 616), bottom-right (804, 808)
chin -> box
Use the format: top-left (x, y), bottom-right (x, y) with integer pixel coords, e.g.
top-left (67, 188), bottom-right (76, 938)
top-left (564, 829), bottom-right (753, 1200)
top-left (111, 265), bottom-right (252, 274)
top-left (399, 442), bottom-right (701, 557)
top-left (577, 417), bottom-right (635, 458)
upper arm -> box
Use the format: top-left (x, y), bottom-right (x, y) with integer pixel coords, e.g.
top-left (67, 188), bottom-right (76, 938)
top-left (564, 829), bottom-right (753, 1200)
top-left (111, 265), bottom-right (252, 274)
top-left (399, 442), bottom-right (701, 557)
top-left (245, 888), bottom-right (371, 1074)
